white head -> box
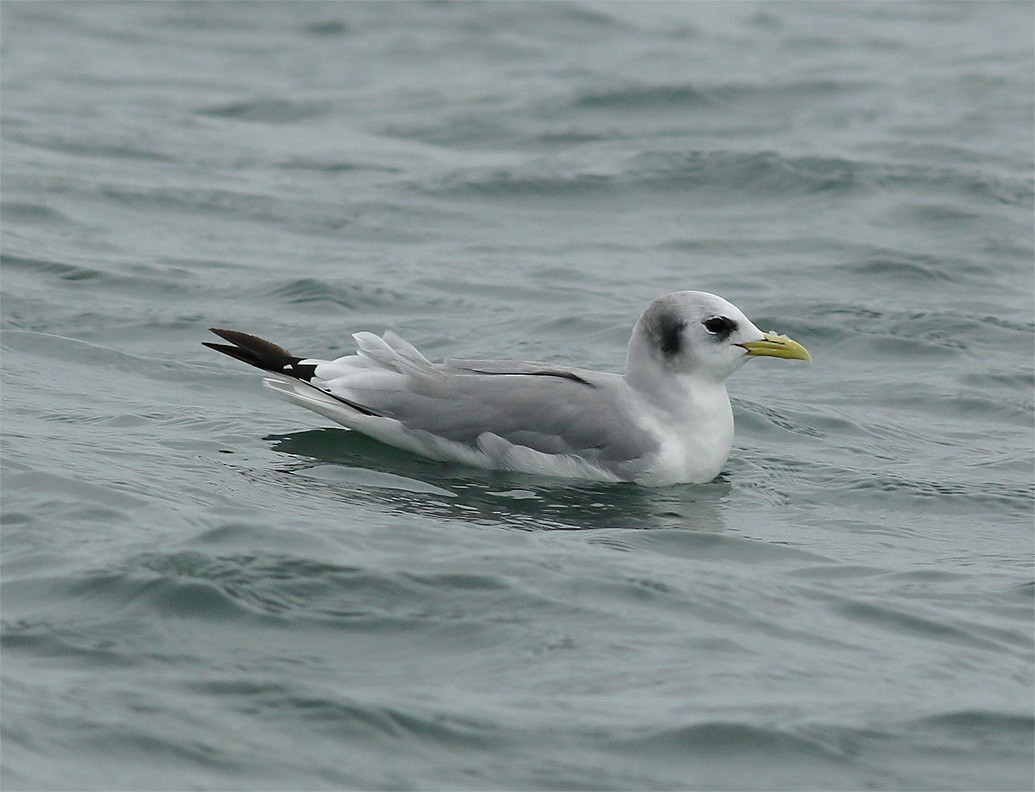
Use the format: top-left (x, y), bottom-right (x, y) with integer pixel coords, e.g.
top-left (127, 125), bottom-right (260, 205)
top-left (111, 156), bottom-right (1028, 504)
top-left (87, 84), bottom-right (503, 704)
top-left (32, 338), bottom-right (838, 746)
top-left (625, 291), bottom-right (810, 386)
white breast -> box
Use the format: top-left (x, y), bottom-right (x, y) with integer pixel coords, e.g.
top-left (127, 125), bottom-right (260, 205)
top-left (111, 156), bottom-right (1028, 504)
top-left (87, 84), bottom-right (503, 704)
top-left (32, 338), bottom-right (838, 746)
top-left (633, 379), bottom-right (735, 486)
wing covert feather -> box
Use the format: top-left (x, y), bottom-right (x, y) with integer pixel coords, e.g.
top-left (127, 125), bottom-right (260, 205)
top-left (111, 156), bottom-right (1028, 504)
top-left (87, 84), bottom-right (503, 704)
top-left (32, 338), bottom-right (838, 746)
top-left (321, 365), bottom-right (658, 465)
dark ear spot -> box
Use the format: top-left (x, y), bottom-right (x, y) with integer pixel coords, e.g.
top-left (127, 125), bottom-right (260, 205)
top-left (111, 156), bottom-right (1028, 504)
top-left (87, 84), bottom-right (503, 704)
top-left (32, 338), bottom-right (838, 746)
top-left (655, 312), bottom-right (686, 357)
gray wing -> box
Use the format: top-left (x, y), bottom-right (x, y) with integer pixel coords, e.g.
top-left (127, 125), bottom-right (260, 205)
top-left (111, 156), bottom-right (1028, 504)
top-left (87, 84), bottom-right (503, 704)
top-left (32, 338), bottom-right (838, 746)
top-left (207, 328), bottom-right (659, 477)
top-left (329, 358), bottom-right (658, 472)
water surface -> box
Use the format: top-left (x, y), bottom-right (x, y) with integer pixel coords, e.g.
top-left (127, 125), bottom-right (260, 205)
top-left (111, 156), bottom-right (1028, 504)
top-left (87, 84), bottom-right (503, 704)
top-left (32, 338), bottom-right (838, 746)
top-left (2, 2), bottom-right (1033, 790)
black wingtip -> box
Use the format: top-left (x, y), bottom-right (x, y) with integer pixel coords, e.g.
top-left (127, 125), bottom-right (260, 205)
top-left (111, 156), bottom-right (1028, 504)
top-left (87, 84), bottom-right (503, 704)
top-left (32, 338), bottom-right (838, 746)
top-left (205, 328), bottom-right (386, 417)
top-left (202, 341), bottom-right (256, 367)
top-left (204, 328), bottom-right (300, 374)
top-left (208, 328), bottom-right (294, 358)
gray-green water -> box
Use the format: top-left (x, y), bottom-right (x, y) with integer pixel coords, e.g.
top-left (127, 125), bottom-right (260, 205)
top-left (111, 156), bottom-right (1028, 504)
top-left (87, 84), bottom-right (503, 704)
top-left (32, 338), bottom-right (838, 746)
top-left (2, 2), bottom-right (1033, 790)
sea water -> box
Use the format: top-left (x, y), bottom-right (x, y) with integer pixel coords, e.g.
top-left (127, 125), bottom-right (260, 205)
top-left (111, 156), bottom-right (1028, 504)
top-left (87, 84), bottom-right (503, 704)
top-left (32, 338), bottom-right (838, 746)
top-left (2, 3), bottom-right (1033, 789)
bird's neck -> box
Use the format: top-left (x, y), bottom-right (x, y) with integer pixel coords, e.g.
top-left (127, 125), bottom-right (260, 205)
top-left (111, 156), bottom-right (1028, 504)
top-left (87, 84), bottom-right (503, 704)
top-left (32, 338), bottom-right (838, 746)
top-left (625, 331), bottom-right (724, 408)
top-left (629, 366), bottom-right (729, 419)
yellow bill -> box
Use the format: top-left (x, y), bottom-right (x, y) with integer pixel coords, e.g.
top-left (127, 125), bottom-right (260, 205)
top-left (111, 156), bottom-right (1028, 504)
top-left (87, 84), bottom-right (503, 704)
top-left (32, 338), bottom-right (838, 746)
top-left (739, 331), bottom-right (811, 361)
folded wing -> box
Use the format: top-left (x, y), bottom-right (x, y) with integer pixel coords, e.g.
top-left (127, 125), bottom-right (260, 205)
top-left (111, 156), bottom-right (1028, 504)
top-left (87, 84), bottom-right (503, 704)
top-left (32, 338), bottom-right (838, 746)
top-left (206, 328), bottom-right (659, 480)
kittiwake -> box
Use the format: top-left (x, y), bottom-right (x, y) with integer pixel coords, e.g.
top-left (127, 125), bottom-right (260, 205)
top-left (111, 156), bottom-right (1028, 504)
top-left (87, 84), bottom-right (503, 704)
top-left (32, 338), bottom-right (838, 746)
top-left (204, 290), bottom-right (810, 486)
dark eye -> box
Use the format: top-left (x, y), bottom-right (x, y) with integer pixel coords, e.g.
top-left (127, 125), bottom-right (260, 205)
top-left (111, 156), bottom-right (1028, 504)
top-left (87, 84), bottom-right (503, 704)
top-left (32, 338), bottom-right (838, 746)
top-left (702, 316), bottom-right (736, 337)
